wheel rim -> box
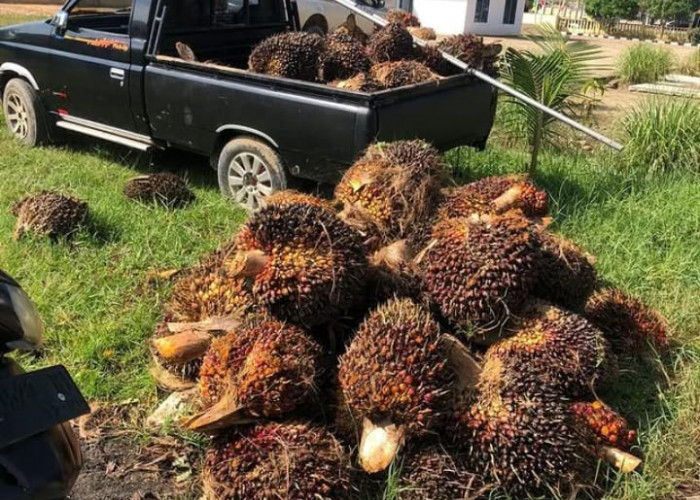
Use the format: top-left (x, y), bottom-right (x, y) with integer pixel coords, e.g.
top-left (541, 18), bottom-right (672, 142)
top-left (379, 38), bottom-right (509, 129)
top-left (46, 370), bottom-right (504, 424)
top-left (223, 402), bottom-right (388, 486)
top-left (5, 92), bottom-right (29, 140)
top-left (227, 152), bottom-right (274, 210)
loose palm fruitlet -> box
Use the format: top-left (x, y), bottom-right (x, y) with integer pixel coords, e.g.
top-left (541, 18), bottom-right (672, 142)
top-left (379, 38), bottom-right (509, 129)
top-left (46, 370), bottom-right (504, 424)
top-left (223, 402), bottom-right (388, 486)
top-left (367, 22), bottom-right (415, 64)
top-left (11, 191), bottom-right (88, 240)
top-left (338, 298), bottom-right (452, 472)
top-left (371, 61), bottom-right (438, 89)
top-left (423, 214), bottom-right (540, 336)
top-left (533, 232), bottom-right (598, 311)
top-left (123, 172), bottom-right (195, 208)
top-left (397, 445), bottom-right (482, 500)
top-left (228, 201), bottom-right (367, 326)
top-left (570, 401), bottom-right (636, 450)
top-left (319, 32), bottom-right (371, 82)
top-left (457, 391), bottom-right (595, 496)
top-left (203, 422), bottom-right (350, 500)
top-left (248, 32), bottom-right (324, 82)
top-left (585, 288), bottom-right (668, 355)
top-left (480, 302), bottom-right (615, 398)
top-left (197, 319), bottom-right (322, 418)
top-left (167, 250), bottom-right (255, 323)
top-left (436, 34), bottom-right (502, 76)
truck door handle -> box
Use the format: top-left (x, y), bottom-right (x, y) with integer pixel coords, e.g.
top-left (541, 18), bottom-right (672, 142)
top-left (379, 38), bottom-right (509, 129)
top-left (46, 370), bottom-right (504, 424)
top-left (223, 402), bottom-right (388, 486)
top-left (110, 68), bottom-right (125, 80)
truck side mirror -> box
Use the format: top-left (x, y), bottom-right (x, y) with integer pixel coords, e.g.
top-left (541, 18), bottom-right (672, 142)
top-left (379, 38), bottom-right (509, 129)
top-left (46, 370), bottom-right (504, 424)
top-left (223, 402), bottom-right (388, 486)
top-left (52, 11), bottom-right (69, 33)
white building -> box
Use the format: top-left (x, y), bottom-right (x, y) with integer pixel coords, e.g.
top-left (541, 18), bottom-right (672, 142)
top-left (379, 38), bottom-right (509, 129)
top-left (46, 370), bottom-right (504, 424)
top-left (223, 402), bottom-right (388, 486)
top-left (413, 0), bottom-right (525, 36)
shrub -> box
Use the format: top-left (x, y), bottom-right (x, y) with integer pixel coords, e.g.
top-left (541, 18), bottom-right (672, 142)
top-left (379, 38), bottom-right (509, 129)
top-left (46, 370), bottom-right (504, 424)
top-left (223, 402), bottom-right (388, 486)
top-left (677, 49), bottom-right (700, 76)
top-left (689, 27), bottom-right (700, 45)
top-left (623, 97), bottom-right (700, 174)
top-left (617, 44), bottom-right (674, 84)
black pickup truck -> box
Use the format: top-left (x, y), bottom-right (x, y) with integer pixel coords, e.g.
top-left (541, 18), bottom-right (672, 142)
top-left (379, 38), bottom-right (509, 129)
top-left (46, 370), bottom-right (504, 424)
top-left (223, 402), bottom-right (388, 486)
top-left (0, 0), bottom-right (497, 208)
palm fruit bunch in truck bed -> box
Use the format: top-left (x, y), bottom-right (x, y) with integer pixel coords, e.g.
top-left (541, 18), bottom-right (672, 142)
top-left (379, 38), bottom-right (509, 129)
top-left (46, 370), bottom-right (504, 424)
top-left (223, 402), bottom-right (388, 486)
top-left (319, 31), bottom-right (371, 82)
top-left (146, 140), bottom-right (660, 499)
top-left (248, 31), bottom-right (325, 82)
top-left (10, 191), bottom-right (88, 239)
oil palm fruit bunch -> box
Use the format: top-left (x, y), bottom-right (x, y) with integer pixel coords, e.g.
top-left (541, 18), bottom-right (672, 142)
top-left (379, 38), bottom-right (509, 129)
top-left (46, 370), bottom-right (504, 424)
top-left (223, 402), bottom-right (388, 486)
top-left (338, 298), bottom-right (452, 473)
top-left (334, 14), bottom-right (369, 45)
top-left (11, 191), bottom-right (88, 240)
top-left (585, 288), bottom-right (668, 355)
top-left (371, 61), bottom-right (438, 89)
top-left (533, 232), bottom-right (598, 311)
top-left (249, 31), bottom-right (325, 82)
top-left (367, 22), bottom-right (414, 64)
top-left (415, 45), bottom-right (454, 76)
top-left (480, 302), bottom-right (615, 398)
top-left (319, 31), bottom-right (371, 82)
top-left (261, 189), bottom-right (334, 211)
top-left (463, 174), bottom-right (549, 217)
top-left (123, 172), bottom-right (195, 208)
top-left (167, 249), bottom-right (255, 322)
top-left (203, 422), bottom-right (350, 500)
top-left (422, 213), bottom-right (540, 338)
top-left (456, 390), bottom-right (595, 496)
top-left (396, 445), bottom-right (481, 500)
top-left (407, 26), bottom-right (437, 41)
top-left (436, 34), bottom-right (502, 76)
top-left (226, 200), bottom-right (367, 326)
top-left (190, 319), bottom-right (322, 432)
top-left (385, 9), bottom-right (421, 27)
top-left (332, 72), bottom-right (383, 92)
top-left (570, 401), bottom-right (636, 451)
top-left (336, 140), bottom-right (446, 246)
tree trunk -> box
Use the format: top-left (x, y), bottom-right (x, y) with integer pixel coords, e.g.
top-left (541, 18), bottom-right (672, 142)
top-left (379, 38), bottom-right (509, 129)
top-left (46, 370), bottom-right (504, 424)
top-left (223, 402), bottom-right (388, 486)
top-left (529, 111), bottom-right (544, 176)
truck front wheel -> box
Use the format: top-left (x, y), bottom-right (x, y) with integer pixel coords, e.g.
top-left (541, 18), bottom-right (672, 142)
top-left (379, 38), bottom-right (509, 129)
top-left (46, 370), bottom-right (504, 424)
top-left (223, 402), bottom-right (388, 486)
top-left (217, 137), bottom-right (287, 211)
top-left (2, 78), bottom-right (50, 147)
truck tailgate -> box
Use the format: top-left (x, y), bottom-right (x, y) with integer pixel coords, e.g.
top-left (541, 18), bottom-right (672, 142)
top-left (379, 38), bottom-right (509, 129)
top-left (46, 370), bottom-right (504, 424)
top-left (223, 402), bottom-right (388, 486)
top-left (372, 77), bottom-right (497, 150)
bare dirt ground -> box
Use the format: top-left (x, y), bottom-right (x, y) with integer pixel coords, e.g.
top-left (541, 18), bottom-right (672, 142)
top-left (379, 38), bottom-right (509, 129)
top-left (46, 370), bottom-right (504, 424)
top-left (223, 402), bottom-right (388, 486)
top-left (483, 34), bottom-right (698, 78)
top-left (0, 3), bottom-right (56, 16)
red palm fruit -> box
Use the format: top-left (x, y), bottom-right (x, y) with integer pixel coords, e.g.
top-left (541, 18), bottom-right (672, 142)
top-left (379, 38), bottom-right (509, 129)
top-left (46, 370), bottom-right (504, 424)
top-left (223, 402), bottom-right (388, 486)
top-left (203, 422), bottom-right (350, 500)
top-left (570, 401), bottom-right (637, 451)
top-left (532, 232), bottom-right (598, 311)
top-left (480, 302), bottom-right (615, 399)
top-left (227, 201), bottom-right (367, 326)
top-left (338, 298), bottom-right (452, 473)
top-left (422, 214), bottom-right (540, 338)
top-left (585, 288), bottom-right (669, 355)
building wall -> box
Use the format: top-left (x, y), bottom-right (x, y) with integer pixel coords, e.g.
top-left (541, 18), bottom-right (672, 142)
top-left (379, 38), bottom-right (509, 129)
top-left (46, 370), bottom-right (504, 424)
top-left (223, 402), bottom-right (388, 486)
top-left (414, 0), bottom-right (524, 35)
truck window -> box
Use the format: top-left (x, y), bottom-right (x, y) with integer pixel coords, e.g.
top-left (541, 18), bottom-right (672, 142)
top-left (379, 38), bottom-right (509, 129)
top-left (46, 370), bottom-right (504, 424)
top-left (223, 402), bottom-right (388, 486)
top-left (68, 0), bottom-right (133, 35)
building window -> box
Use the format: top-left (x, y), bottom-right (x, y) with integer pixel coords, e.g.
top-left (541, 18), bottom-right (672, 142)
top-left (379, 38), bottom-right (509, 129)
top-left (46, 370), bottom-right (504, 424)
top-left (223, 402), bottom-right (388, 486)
top-left (503, 0), bottom-right (518, 24)
top-left (474, 0), bottom-right (490, 23)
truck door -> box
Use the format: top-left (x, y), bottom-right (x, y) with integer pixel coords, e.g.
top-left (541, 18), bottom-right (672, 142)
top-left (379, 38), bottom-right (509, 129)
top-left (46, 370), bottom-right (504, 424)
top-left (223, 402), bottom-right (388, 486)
top-left (47, 0), bottom-right (135, 132)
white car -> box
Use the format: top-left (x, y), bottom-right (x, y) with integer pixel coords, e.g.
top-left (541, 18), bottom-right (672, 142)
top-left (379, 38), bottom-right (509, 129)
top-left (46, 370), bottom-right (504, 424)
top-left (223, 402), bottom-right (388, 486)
top-left (296, 0), bottom-right (400, 35)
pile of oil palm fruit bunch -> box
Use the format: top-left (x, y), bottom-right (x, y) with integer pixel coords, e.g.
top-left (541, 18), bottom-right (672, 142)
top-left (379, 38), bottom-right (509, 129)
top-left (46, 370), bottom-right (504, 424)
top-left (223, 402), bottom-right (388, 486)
top-left (247, 11), bottom-right (501, 91)
top-left (149, 140), bottom-right (669, 499)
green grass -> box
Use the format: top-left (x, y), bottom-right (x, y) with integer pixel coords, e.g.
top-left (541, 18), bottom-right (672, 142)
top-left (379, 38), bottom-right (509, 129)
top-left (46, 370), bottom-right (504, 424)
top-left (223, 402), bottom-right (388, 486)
top-left (623, 97), bottom-right (700, 175)
top-left (617, 44), bottom-right (674, 84)
top-left (0, 13), bottom-right (699, 500)
top-left (677, 49), bottom-right (700, 77)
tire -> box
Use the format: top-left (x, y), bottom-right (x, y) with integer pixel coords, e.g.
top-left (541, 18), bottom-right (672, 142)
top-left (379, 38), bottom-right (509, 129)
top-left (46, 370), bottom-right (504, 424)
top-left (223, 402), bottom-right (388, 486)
top-left (2, 78), bottom-right (50, 146)
top-left (217, 137), bottom-right (287, 211)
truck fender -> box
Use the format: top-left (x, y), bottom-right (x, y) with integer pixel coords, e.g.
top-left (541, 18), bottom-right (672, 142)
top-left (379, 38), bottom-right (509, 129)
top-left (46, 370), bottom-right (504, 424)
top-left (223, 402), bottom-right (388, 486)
top-left (209, 125), bottom-right (280, 170)
top-left (0, 63), bottom-right (40, 92)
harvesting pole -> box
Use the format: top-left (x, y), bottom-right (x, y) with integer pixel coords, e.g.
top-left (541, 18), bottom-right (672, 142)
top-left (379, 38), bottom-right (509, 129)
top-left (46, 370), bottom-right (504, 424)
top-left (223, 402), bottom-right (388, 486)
top-left (330, 0), bottom-right (624, 151)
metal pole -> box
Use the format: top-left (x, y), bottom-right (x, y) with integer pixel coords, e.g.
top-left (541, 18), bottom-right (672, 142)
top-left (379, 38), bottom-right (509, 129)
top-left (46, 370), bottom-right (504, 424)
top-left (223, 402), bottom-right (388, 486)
top-left (331, 0), bottom-right (624, 151)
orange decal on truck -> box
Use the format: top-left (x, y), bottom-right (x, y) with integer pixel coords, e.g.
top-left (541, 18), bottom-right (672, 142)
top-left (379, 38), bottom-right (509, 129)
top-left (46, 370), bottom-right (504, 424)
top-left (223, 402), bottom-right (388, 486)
top-left (65, 34), bottom-right (128, 52)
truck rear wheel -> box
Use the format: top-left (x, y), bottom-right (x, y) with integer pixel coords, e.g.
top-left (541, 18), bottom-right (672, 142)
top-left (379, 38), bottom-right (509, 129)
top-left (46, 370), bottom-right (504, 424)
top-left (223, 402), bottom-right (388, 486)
top-left (2, 78), bottom-right (49, 147)
top-left (217, 137), bottom-right (287, 211)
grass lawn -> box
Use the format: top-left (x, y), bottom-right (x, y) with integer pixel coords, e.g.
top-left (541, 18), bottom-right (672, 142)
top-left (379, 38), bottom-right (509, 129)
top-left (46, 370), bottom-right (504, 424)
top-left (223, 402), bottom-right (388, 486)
top-left (1, 13), bottom-right (699, 500)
